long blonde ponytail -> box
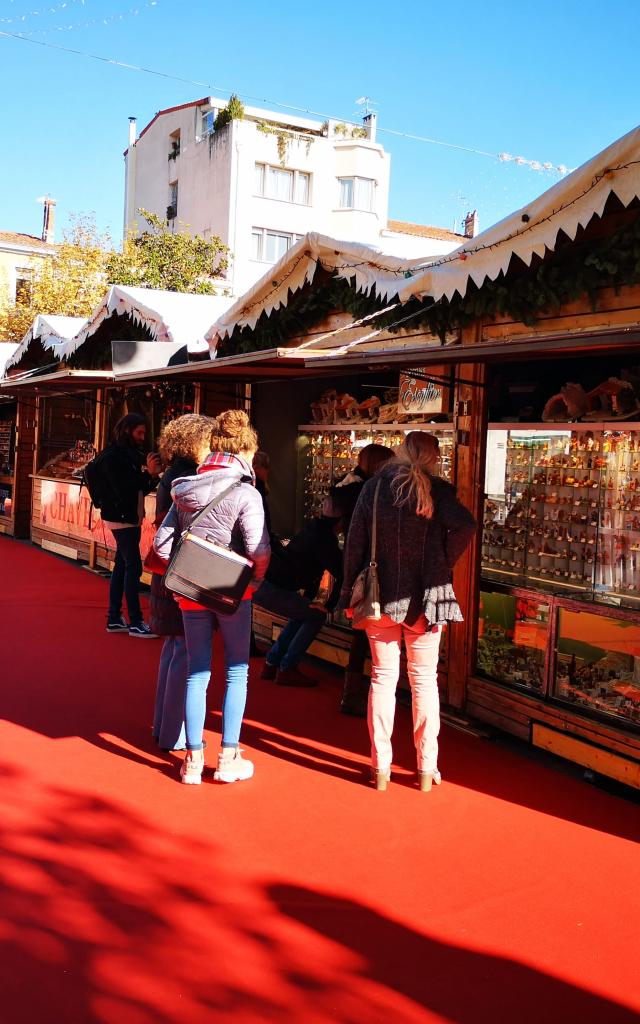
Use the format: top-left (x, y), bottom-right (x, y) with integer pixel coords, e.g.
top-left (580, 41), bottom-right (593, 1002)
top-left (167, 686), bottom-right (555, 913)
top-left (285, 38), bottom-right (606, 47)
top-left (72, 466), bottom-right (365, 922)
top-left (390, 431), bottom-right (440, 518)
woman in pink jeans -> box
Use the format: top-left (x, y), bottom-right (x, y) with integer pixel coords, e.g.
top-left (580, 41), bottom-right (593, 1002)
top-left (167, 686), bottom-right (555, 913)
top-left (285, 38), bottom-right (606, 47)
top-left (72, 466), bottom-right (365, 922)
top-left (340, 432), bottom-right (476, 792)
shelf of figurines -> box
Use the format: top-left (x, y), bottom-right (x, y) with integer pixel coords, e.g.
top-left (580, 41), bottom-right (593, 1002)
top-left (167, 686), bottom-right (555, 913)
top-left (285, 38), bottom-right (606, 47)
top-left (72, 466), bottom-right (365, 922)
top-left (299, 423), bottom-right (454, 432)
top-left (301, 426), bottom-right (454, 520)
top-left (481, 422), bottom-right (640, 604)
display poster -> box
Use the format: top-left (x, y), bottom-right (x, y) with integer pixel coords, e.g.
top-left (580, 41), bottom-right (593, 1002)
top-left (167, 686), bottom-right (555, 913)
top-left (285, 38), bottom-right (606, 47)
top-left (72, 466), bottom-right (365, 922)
top-left (399, 369), bottom-right (446, 416)
top-left (39, 480), bottom-right (156, 556)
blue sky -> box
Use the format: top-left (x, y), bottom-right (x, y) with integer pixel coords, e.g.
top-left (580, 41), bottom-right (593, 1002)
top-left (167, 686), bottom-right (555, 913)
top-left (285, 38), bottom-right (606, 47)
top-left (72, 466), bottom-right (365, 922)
top-left (1, 0), bottom-right (638, 245)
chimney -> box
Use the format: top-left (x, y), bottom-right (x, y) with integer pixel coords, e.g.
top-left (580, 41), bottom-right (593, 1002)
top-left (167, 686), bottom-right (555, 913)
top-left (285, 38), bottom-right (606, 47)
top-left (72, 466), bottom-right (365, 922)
top-left (464, 210), bottom-right (479, 238)
top-left (128, 116), bottom-right (137, 148)
top-left (42, 198), bottom-right (56, 245)
top-left (363, 111), bottom-right (377, 143)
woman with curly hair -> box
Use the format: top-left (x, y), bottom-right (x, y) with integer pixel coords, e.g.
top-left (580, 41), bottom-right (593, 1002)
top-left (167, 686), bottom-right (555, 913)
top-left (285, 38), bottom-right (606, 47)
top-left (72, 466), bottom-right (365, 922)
top-left (155, 409), bottom-right (270, 784)
top-left (151, 413), bottom-right (217, 750)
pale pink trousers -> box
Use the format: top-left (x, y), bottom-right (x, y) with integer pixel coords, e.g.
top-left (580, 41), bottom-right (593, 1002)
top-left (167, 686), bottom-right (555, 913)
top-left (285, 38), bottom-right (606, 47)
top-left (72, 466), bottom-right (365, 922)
top-left (365, 616), bottom-right (442, 774)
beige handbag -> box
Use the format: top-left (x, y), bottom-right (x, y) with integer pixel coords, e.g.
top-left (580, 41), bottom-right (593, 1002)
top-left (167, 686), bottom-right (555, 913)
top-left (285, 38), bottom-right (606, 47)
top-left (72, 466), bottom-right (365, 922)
top-left (348, 479), bottom-right (382, 630)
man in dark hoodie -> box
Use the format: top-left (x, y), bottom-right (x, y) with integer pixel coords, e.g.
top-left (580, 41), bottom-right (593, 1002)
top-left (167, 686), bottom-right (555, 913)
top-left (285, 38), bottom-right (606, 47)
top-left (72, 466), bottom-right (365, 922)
top-left (99, 413), bottom-right (162, 637)
top-left (253, 508), bottom-right (343, 687)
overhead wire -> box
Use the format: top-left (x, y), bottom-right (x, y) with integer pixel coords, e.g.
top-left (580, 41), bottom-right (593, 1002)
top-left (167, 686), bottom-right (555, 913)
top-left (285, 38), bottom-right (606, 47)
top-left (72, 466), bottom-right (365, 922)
top-left (0, 26), bottom-right (572, 176)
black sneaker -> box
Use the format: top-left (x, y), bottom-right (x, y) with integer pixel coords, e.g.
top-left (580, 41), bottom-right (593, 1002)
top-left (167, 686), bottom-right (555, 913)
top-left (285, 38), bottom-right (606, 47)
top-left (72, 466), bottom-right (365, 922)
top-left (129, 622), bottom-right (159, 639)
top-left (107, 616), bottom-right (129, 633)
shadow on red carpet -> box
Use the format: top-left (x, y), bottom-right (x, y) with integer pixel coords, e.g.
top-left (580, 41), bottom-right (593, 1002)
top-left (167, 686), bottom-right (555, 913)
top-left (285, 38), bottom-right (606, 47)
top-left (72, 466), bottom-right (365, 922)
top-left (0, 761), bottom-right (638, 1024)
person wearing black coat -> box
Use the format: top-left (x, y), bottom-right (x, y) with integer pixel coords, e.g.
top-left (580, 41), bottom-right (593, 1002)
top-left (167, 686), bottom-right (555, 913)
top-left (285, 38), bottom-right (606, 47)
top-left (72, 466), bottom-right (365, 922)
top-left (149, 414), bottom-right (217, 751)
top-left (253, 514), bottom-right (343, 687)
top-left (327, 443), bottom-right (395, 716)
top-left (340, 432), bottom-right (476, 792)
top-left (102, 414), bottom-right (162, 636)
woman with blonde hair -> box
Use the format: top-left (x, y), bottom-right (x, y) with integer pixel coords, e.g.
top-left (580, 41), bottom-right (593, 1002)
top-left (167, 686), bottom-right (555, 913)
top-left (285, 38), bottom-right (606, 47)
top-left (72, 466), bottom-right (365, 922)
top-left (155, 409), bottom-right (270, 784)
top-left (341, 432), bottom-right (476, 792)
top-left (151, 414), bottom-right (217, 750)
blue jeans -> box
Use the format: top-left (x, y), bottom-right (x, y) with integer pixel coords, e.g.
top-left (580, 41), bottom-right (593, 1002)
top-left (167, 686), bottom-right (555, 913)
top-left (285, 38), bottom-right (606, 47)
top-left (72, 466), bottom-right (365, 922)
top-left (253, 580), bottom-right (327, 670)
top-left (182, 601), bottom-right (252, 751)
top-left (108, 526), bottom-right (143, 625)
top-left (153, 636), bottom-right (187, 750)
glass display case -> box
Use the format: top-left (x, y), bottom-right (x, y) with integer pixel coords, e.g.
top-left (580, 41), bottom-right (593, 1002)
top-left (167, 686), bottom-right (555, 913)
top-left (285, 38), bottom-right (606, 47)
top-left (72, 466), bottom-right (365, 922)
top-left (479, 424), bottom-right (640, 730)
top-left (482, 424), bottom-right (640, 609)
top-left (554, 606), bottom-right (640, 726)
top-left (476, 589), bottom-right (549, 694)
top-left (298, 423), bottom-right (454, 522)
top-left (38, 396), bottom-right (96, 480)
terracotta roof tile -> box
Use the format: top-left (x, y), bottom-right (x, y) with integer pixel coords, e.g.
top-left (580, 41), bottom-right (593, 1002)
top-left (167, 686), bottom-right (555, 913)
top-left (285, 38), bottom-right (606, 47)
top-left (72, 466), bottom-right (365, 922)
top-left (0, 231), bottom-right (52, 250)
top-left (386, 219), bottom-right (464, 242)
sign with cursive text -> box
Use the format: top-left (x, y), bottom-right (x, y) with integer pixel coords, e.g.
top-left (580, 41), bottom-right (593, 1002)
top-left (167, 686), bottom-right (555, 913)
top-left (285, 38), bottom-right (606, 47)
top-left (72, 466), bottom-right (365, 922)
top-left (399, 369), bottom-right (447, 416)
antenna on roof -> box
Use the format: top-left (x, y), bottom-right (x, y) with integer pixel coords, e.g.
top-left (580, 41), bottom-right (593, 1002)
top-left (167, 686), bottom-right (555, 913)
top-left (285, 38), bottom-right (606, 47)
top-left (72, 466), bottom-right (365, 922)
top-left (355, 96), bottom-right (377, 117)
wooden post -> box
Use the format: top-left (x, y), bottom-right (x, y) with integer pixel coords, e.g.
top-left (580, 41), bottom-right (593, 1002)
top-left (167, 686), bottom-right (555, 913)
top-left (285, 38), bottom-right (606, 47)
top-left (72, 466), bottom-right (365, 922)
top-left (448, 360), bottom-right (488, 709)
top-left (12, 395), bottom-right (37, 538)
top-left (87, 387), bottom-right (106, 570)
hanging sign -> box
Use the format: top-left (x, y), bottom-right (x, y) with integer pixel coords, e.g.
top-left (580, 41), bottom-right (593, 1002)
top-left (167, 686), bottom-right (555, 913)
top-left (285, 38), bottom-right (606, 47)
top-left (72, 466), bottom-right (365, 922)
top-left (40, 479), bottom-right (95, 541)
top-left (399, 368), bottom-right (447, 417)
top-left (39, 479), bottom-right (156, 556)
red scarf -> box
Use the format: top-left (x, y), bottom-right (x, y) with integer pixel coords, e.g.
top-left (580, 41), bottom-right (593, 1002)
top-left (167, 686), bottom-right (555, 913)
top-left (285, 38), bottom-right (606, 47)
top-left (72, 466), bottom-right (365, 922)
top-left (197, 452), bottom-right (253, 478)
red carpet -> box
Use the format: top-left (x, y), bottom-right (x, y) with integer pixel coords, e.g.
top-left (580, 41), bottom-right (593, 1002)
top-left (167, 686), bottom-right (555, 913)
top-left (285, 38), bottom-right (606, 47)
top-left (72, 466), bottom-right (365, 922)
top-left (1, 535), bottom-right (639, 1024)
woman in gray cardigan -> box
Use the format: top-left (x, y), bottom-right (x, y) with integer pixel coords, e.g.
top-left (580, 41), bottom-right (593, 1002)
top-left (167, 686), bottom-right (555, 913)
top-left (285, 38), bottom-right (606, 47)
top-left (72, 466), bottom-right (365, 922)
top-left (341, 432), bottom-right (476, 792)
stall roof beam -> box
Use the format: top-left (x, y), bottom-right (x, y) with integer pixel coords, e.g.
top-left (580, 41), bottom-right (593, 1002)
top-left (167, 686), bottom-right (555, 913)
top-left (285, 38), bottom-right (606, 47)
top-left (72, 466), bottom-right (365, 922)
top-left (302, 326), bottom-right (640, 371)
top-left (0, 369), bottom-right (115, 392)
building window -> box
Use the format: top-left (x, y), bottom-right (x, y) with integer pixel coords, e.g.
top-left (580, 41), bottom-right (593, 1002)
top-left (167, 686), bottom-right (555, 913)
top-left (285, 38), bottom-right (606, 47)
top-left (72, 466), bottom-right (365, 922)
top-left (168, 129), bottom-right (180, 161)
top-left (294, 171), bottom-right (310, 205)
top-left (338, 176), bottom-right (375, 212)
top-left (251, 228), bottom-right (303, 263)
top-left (200, 109), bottom-right (215, 139)
top-left (14, 268), bottom-right (33, 304)
top-left (254, 163), bottom-right (311, 205)
top-left (167, 181), bottom-right (178, 220)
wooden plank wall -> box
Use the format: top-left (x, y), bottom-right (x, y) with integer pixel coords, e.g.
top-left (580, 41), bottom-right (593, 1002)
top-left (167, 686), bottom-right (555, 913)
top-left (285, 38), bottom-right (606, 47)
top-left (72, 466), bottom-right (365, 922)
top-left (30, 477), bottom-right (92, 561)
top-left (201, 381), bottom-right (245, 418)
top-left (471, 283), bottom-right (640, 347)
top-left (467, 677), bottom-right (640, 761)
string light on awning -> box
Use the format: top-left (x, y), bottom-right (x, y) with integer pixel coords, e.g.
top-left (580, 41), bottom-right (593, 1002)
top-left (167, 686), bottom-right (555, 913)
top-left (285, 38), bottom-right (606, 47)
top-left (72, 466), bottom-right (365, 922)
top-left (499, 153), bottom-right (573, 176)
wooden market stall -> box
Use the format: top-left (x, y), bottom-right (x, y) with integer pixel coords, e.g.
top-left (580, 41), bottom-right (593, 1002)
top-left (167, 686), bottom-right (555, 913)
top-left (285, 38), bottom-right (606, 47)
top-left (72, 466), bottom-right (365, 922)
top-left (0, 317), bottom-right (88, 539)
top-left (182, 132), bottom-right (640, 788)
top-left (1, 285), bottom-right (235, 562)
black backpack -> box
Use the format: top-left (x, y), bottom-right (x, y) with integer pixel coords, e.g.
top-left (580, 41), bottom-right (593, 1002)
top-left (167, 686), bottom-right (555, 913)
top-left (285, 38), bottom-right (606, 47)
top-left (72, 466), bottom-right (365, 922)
top-left (82, 449), bottom-right (114, 511)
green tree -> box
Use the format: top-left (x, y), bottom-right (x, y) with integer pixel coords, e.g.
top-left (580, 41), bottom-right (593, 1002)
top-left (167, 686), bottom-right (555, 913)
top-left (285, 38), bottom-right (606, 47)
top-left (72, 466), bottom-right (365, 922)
top-left (214, 94), bottom-right (245, 132)
top-left (0, 215), bottom-right (110, 342)
top-left (106, 210), bottom-right (229, 294)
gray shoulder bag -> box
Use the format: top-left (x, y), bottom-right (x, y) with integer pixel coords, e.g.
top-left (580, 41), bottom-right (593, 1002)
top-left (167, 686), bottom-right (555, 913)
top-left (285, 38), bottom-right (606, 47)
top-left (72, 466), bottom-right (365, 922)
top-left (348, 479), bottom-right (382, 630)
top-left (164, 480), bottom-right (255, 616)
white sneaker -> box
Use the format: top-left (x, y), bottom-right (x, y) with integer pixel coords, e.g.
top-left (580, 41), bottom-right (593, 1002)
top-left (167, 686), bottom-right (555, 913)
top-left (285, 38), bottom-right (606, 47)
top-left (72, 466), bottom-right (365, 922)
top-left (180, 752), bottom-right (204, 785)
top-left (213, 747), bottom-right (254, 783)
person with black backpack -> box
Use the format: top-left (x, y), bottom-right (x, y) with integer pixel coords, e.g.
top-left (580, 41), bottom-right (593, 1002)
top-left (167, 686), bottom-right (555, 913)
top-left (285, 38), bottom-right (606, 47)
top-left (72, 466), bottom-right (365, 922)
top-left (88, 413), bottom-right (162, 637)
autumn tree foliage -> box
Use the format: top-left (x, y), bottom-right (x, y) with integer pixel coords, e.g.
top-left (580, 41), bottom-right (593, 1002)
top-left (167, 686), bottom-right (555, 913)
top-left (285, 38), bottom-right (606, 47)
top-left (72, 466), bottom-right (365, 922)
top-left (106, 210), bottom-right (229, 294)
top-left (0, 216), bottom-right (110, 342)
top-left (0, 210), bottom-right (229, 342)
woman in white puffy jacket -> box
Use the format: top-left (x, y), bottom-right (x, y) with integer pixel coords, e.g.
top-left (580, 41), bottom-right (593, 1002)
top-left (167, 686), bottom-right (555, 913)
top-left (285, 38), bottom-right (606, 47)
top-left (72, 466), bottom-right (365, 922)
top-left (155, 410), bottom-right (270, 786)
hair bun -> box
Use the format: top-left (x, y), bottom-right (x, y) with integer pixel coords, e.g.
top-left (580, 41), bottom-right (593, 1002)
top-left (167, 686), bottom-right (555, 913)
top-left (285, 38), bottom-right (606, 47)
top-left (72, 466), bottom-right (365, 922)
top-left (217, 409), bottom-right (250, 436)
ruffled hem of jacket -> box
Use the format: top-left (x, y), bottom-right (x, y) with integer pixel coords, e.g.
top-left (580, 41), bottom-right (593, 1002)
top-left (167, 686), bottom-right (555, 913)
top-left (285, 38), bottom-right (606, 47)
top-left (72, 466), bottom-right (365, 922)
top-left (423, 584), bottom-right (464, 626)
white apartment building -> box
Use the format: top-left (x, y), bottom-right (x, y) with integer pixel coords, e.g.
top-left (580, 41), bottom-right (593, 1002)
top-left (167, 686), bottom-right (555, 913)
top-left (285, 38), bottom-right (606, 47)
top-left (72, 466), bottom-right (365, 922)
top-left (124, 97), bottom-right (469, 296)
